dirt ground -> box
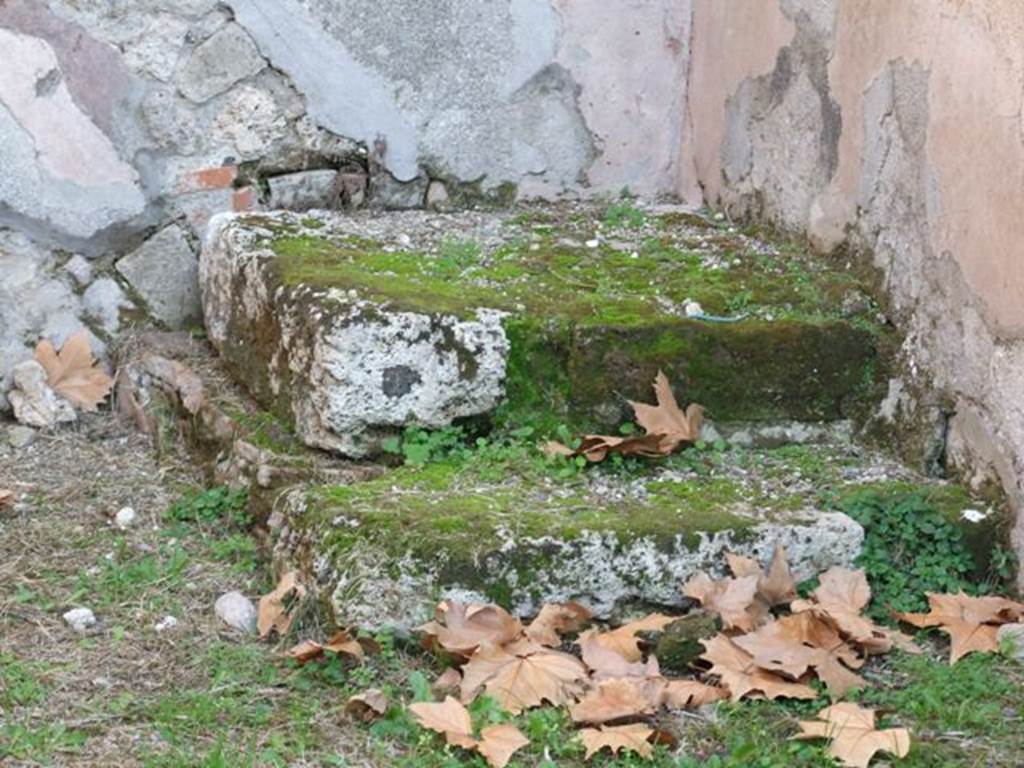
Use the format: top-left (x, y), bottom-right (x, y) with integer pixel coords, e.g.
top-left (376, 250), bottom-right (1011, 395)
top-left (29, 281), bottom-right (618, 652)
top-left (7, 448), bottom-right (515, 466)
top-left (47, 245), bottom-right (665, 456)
top-left (0, 413), bottom-right (381, 767)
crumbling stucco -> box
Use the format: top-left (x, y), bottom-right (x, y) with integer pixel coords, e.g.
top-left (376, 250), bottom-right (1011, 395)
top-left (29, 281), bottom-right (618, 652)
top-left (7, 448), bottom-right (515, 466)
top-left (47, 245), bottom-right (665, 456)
top-left (689, 0), bottom-right (1024, 582)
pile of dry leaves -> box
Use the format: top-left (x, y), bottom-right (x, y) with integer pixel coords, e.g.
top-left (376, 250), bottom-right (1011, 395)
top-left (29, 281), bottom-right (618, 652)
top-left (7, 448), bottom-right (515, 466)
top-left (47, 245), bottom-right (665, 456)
top-left (260, 549), bottom-right (1024, 768)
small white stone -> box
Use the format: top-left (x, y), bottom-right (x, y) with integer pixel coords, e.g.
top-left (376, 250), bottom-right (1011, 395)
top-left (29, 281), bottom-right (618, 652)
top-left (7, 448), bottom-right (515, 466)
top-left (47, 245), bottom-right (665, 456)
top-left (683, 300), bottom-right (704, 318)
top-left (585, 239), bottom-right (600, 249)
top-left (115, 507), bottom-right (137, 529)
top-left (154, 615), bottom-right (179, 633)
top-left (397, 234), bottom-right (412, 247)
top-left (714, 212), bottom-right (725, 221)
top-left (960, 508), bottom-right (989, 524)
top-left (215, 591), bottom-right (258, 634)
top-left (63, 607), bottom-right (97, 632)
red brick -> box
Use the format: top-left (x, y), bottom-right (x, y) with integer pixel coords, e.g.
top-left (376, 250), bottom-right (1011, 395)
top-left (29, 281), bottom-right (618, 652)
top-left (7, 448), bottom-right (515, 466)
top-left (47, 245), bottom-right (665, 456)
top-left (231, 186), bottom-right (257, 212)
top-left (180, 166), bottom-right (238, 193)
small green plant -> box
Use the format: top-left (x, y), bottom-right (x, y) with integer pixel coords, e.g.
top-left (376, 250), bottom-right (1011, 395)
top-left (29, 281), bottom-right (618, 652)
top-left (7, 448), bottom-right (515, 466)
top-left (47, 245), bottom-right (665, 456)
top-left (167, 486), bottom-right (251, 528)
top-left (837, 490), bottom-right (977, 616)
top-left (602, 200), bottom-right (646, 229)
top-left (435, 238), bottom-right (482, 276)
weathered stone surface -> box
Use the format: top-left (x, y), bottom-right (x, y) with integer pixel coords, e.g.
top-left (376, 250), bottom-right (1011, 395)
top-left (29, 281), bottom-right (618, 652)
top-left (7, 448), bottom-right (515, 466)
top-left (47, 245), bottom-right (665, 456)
top-left (369, 173), bottom-right (429, 210)
top-left (214, 591), bottom-right (258, 634)
top-left (0, 230), bottom-right (87, 408)
top-left (202, 213), bottom-right (510, 457)
top-left (8, 360), bottom-right (76, 429)
top-left (117, 225), bottom-right (201, 329)
top-left (273, 465), bottom-right (865, 630)
top-left (176, 23), bottom-right (265, 104)
top-left (62, 254), bottom-right (94, 288)
top-left (267, 170), bottom-right (339, 211)
top-left (201, 206), bottom-right (885, 456)
top-left (82, 277), bottom-right (134, 336)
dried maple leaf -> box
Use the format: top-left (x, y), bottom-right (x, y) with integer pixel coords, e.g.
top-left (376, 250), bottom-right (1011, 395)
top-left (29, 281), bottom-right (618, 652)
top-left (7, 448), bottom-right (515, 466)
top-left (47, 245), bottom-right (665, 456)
top-left (410, 696), bottom-right (478, 749)
top-left (579, 723), bottom-right (654, 760)
top-left (410, 696), bottom-right (529, 768)
top-left (286, 629), bottom-right (377, 664)
top-left (418, 601), bottom-right (524, 657)
top-left (35, 331), bottom-right (113, 412)
top-left (578, 613), bottom-right (676, 665)
top-left (629, 370), bottom-right (704, 451)
top-left (257, 571), bottom-right (306, 638)
top-left (570, 678), bottom-right (660, 724)
top-left (526, 602), bottom-right (593, 646)
top-left (345, 689), bottom-right (388, 721)
top-left (578, 633), bottom-right (662, 680)
top-left (700, 634), bottom-right (818, 702)
top-left (432, 667), bottom-right (463, 697)
top-left (683, 572), bottom-right (768, 632)
top-left (795, 703), bottom-right (910, 768)
top-left (724, 545), bottom-right (796, 607)
top-left (460, 639), bottom-right (588, 714)
top-left (898, 592), bottom-right (1024, 664)
top-left (791, 567), bottom-right (919, 656)
top-left (544, 371), bottom-right (702, 462)
top-left (659, 679), bottom-right (727, 709)
top-left (733, 613), bottom-right (865, 697)
top-left (476, 724), bottom-right (530, 768)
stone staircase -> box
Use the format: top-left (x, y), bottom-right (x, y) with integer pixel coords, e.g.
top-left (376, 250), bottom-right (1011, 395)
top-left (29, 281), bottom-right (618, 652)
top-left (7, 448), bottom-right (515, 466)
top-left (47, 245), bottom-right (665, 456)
top-left (124, 202), bottom-right (998, 632)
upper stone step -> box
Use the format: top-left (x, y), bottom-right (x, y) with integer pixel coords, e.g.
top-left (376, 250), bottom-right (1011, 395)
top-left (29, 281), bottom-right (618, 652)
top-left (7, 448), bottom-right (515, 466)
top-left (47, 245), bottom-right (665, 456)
top-left (201, 203), bottom-right (887, 457)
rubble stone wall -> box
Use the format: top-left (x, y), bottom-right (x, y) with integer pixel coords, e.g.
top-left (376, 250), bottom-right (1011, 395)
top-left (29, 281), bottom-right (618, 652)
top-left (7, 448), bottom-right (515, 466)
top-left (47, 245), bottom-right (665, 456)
top-left (0, 0), bottom-right (692, 402)
top-left (687, 0), bottom-right (1024, 578)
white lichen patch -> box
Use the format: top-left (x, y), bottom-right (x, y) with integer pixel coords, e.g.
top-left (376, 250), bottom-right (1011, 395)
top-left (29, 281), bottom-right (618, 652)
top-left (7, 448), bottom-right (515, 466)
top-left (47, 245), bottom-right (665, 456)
top-left (317, 508), bottom-right (863, 631)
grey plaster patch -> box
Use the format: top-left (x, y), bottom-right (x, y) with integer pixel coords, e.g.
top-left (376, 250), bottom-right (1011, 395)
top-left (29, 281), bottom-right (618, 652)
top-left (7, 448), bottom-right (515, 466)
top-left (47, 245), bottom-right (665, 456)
top-left (116, 224), bottom-right (201, 329)
top-left (718, 13), bottom-right (841, 228)
top-left (230, 0), bottom-right (594, 192)
top-left (176, 23), bottom-right (266, 104)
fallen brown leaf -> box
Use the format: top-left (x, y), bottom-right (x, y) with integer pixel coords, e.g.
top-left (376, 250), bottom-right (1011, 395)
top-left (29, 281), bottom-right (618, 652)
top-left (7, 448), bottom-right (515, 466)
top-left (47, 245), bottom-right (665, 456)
top-left (0, 489), bottom-right (13, 508)
top-left (579, 723), bottom-right (654, 760)
top-left (683, 572), bottom-right (768, 632)
top-left (733, 613), bottom-right (866, 697)
top-left (475, 724), bottom-right (530, 768)
top-left (257, 571), bottom-right (306, 639)
top-left (345, 689), bottom-right (388, 721)
top-left (286, 629), bottom-right (377, 664)
top-left (544, 371), bottom-right (702, 462)
top-left (659, 679), bottom-right (727, 710)
top-left (526, 602), bottom-right (593, 647)
top-left (791, 567), bottom-right (919, 656)
top-left (418, 601), bottom-right (524, 657)
top-left (570, 678), bottom-right (659, 724)
top-left (629, 370), bottom-right (704, 451)
top-left (794, 703), bottom-right (910, 768)
top-left (35, 330), bottom-right (113, 411)
top-left (460, 639), bottom-right (588, 714)
top-left (432, 667), bottom-right (463, 697)
top-left (578, 633), bottom-right (662, 680)
top-left (578, 613), bottom-right (676, 664)
top-left (410, 697), bottom-right (529, 768)
top-left (700, 633), bottom-right (818, 702)
top-left (410, 696), bottom-right (477, 749)
top-left (898, 591), bottom-right (1024, 664)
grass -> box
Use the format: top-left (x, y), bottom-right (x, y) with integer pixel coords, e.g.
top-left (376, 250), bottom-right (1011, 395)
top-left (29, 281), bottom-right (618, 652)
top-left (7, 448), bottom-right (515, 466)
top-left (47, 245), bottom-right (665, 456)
top-left (1, 415), bottom-right (1019, 767)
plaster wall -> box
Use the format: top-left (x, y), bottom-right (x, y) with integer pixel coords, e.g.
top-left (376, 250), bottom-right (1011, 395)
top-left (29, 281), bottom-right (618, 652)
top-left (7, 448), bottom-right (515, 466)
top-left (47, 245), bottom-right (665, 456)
top-left (688, 0), bottom-right (1024, 577)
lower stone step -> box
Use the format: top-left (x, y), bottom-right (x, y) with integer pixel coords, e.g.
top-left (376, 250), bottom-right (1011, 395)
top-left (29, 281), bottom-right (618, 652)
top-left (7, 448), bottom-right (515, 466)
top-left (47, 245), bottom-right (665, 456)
top-left (201, 203), bottom-right (887, 457)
